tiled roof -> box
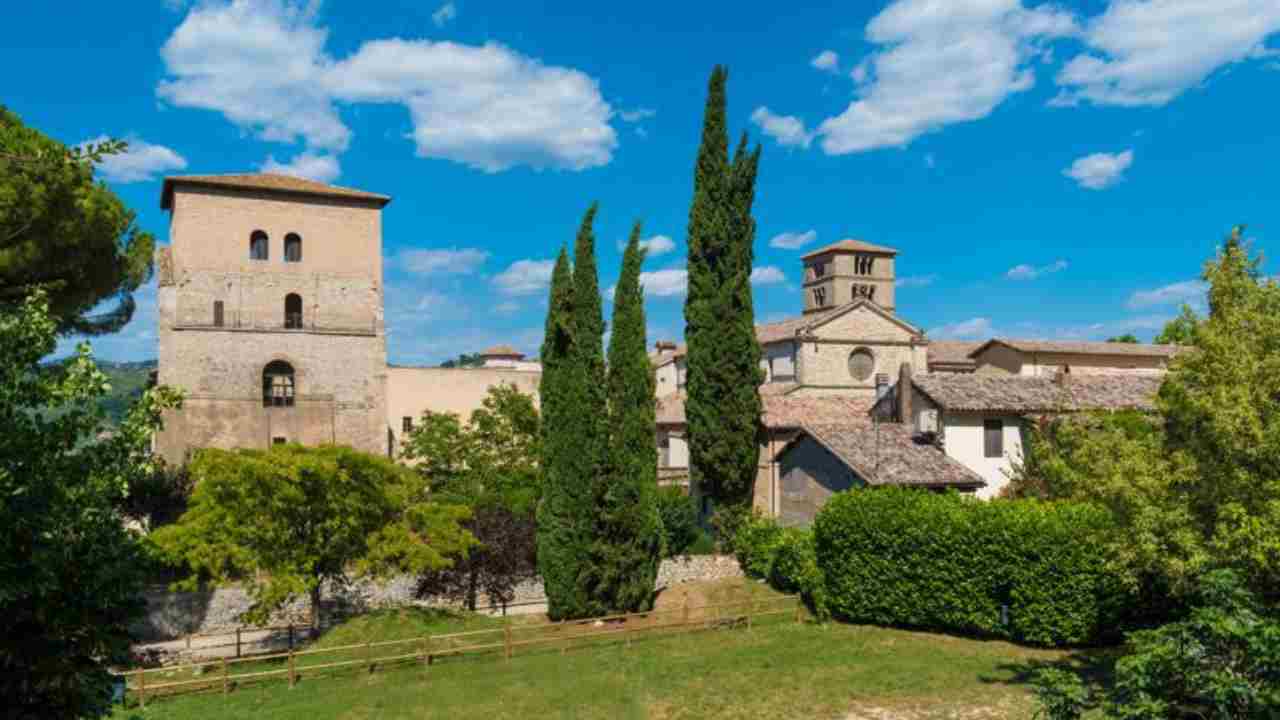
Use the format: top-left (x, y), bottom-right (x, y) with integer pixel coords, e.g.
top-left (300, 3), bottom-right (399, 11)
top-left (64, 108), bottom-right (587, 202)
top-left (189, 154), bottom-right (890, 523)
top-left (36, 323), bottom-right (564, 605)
top-left (161, 173), bottom-right (391, 209)
top-left (480, 344), bottom-right (522, 357)
top-left (927, 341), bottom-right (981, 369)
top-left (971, 338), bottom-right (1183, 359)
top-left (912, 373), bottom-right (1162, 413)
top-left (794, 423), bottom-right (985, 488)
top-left (800, 238), bottom-right (898, 259)
top-left (656, 391), bottom-right (873, 427)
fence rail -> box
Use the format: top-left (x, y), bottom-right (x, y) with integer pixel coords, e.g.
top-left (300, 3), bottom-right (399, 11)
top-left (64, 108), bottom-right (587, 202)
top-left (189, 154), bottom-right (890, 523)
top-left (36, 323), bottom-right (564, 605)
top-left (116, 594), bottom-right (804, 707)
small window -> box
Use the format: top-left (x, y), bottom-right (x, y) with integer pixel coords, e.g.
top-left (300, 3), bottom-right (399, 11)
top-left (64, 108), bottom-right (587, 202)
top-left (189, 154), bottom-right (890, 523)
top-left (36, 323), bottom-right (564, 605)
top-left (848, 347), bottom-right (875, 381)
top-left (284, 293), bottom-right (303, 329)
top-left (213, 300), bottom-right (224, 327)
top-left (263, 360), bottom-right (295, 407)
top-left (402, 416), bottom-right (413, 433)
top-left (284, 233), bottom-right (302, 263)
top-left (250, 230), bottom-right (269, 261)
top-left (984, 419), bottom-right (1004, 458)
top-left (272, 437), bottom-right (287, 446)
top-left (658, 435), bottom-right (670, 467)
top-left (813, 287), bottom-right (827, 307)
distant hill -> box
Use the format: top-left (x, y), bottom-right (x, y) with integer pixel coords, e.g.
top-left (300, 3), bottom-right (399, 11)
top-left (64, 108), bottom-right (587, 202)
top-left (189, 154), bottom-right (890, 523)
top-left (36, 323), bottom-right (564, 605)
top-left (43, 358), bottom-right (158, 425)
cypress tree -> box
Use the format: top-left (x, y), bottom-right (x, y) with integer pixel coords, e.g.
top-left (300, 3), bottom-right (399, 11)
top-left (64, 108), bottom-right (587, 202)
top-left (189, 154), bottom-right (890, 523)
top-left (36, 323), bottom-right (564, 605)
top-left (683, 66), bottom-right (765, 511)
top-left (583, 223), bottom-right (664, 612)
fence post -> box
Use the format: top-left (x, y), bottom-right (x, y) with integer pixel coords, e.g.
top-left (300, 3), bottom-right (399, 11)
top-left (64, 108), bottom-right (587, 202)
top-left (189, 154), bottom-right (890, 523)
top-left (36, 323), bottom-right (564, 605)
top-left (288, 649), bottom-right (296, 688)
top-left (222, 658), bottom-right (229, 695)
top-left (366, 639), bottom-right (374, 674)
top-left (235, 627), bottom-right (242, 659)
top-left (504, 623), bottom-right (512, 661)
top-left (138, 670), bottom-right (146, 709)
top-left (682, 597), bottom-right (689, 627)
top-left (748, 598), bottom-right (755, 631)
top-left (288, 623), bottom-right (294, 651)
top-left (794, 597), bottom-right (803, 625)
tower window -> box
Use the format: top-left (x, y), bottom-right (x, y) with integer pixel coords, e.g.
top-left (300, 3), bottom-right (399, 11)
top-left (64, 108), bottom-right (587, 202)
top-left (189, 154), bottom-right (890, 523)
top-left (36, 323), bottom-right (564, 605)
top-left (855, 255), bottom-right (875, 275)
top-left (213, 300), bottom-right (224, 327)
top-left (250, 230), bottom-right (269, 261)
top-left (813, 287), bottom-right (827, 307)
top-left (262, 360), bottom-right (295, 407)
top-left (284, 233), bottom-right (302, 263)
top-left (284, 293), bottom-right (303, 329)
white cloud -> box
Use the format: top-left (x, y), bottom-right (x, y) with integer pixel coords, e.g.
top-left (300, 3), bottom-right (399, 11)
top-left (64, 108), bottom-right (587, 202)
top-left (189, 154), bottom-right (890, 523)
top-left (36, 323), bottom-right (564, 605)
top-left (81, 135), bottom-right (187, 183)
top-left (638, 268), bottom-right (688, 297)
top-left (1053, 0), bottom-right (1280, 107)
top-left (750, 107), bottom-right (814, 149)
top-left (1006, 259), bottom-right (1069, 280)
top-left (396, 247), bottom-right (489, 276)
top-left (618, 107), bottom-right (656, 123)
top-left (1126, 280), bottom-right (1207, 310)
top-left (492, 259), bottom-right (556, 296)
top-left (1062, 149), bottom-right (1133, 190)
top-left (895, 274), bottom-right (937, 288)
top-left (769, 230), bottom-right (817, 250)
top-left (159, 0), bottom-right (618, 172)
top-left (620, 234), bottom-right (675, 257)
top-left (811, 50), bottom-right (839, 72)
top-left (812, 0), bottom-right (1077, 154)
top-left (750, 266), bottom-right (788, 286)
top-left (493, 301), bottom-right (521, 315)
top-left (930, 317), bottom-right (996, 340)
top-left (432, 2), bottom-right (457, 27)
top-left (259, 151), bottom-right (341, 183)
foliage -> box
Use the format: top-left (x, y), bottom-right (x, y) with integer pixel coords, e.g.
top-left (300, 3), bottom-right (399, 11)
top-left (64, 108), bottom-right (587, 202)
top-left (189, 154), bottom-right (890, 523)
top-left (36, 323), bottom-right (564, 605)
top-left (120, 460), bottom-right (193, 532)
top-left (1, 291), bottom-right (181, 719)
top-left (813, 489), bottom-right (1128, 646)
top-left (683, 66), bottom-right (764, 510)
top-left (1008, 228), bottom-right (1280, 603)
top-left (1108, 570), bottom-right (1280, 719)
top-left (1031, 668), bottom-right (1089, 720)
top-left (152, 444), bottom-right (473, 628)
top-left (439, 352), bottom-right (484, 368)
top-left (1106, 334), bottom-right (1139, 343)
top-left (581, 223), bottom-right (664, 613)
top-left (767, 527), bottom-right (828, 620)
top-left (1154, 304), bottom-right (1199, 345)
top-left (416, 503), bottom-right (537, 612)
top-left (1, 106), bottom-right (154, 335)
top-left (731, 512), bottom-right (786, 580)
top-left (656, 486), bottom-right (701, 557)
top-left (537, 236), bottom-right (594, 619)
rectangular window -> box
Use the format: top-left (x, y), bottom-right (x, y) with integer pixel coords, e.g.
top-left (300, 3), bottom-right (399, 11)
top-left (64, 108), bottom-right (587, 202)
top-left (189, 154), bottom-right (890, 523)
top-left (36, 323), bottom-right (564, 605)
top-left (213, 301), bottom-right (224, 327)
top-left (658, 435), bottom-right (670, 468)
top-left (813, 287), bottom-right (827, 307)
top-left (983, 419), bottom-right (1004, 458)
top-left (272, 437), bottom-right (287, 445)
top-left (402, 416), bottom-right (413, 433)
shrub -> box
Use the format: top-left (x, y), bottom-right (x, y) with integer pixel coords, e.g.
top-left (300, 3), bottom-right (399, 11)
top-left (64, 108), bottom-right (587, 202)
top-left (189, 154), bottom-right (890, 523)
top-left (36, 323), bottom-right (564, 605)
top-left (813, 488), bottom-right (1128, 646)
top-left (768, 527), bottom-right (828, 619)
top-left (732, 513), bottom-right (785, 579)
top-left (1031, 668), bottom-right (1088, 720)
top-left (686, 530), bottom-right (717, 556)
top-left (656, 486), bottom-right (700, 557)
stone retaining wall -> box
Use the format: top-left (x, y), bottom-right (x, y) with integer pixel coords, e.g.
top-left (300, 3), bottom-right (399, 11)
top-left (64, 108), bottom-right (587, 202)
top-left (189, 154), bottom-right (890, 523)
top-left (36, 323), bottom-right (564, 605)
top-left (134, 555), bottom-right (742, 642)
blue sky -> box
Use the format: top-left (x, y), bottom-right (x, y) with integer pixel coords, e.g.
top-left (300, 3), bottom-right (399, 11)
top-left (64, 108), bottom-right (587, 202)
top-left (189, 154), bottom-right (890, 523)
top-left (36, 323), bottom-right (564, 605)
top-left (7, 0), bottom-right (1279, 364)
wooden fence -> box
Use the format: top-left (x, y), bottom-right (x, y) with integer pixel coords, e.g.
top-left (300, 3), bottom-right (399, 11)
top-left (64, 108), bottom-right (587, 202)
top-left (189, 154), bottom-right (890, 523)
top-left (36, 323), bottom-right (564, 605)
top-left (116, 594), bottom-right (804, 707)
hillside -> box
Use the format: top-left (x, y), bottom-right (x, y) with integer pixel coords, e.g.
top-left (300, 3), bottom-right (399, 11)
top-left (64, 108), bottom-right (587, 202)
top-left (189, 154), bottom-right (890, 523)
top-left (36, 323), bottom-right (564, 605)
top-left (97, 359), bottom-right (158, 424)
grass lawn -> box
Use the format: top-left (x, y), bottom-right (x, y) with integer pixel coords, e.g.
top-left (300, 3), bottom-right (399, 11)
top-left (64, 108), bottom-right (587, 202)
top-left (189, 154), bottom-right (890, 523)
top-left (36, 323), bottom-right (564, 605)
top-left (112, 579), bottom-right (1110, 720)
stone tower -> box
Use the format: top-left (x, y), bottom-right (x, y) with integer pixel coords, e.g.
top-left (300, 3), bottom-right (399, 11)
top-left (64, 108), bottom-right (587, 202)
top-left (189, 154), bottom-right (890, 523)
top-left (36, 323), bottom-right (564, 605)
top-left (800, 239), bottom-right (897, 314)
top-left (153, 174), bottom-right (392, 463)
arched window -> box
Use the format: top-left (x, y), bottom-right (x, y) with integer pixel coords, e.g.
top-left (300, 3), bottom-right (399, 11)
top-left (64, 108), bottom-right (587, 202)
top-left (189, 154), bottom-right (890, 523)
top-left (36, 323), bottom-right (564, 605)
top-left (250, 230), bottom-right (269, 260)
top-left (262, 361), bottom-right (295, 407)
top-left (284, 233), bottom-right (302, 263)
top-left (284, 293), bottom-right (303, 329)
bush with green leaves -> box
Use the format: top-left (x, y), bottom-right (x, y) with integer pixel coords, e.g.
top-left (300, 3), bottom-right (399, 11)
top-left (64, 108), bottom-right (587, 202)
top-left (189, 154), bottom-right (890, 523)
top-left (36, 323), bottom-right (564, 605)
top-left (656, 486), bottom-right (700, 557)
top-left (1107, 570), bottom-right (1280, 719)
top-left (768, 527), bottom-right (828, 619)
top-left (1031, 668), bottom-right (1089, 720)
top-left (731, 512), bottom-right (786, 579)
top-left (813, 488), bottom-right (1128, 646)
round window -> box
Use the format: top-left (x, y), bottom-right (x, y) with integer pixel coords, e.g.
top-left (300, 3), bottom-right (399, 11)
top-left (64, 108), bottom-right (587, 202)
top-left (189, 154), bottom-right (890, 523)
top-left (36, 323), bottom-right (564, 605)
top-left (848, 348), bottom-right (875, 381)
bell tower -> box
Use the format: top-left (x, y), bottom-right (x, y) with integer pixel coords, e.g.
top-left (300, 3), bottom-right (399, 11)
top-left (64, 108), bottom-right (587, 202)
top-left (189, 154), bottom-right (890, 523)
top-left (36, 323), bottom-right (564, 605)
top-left (801, 239), bottom-right (897, 314)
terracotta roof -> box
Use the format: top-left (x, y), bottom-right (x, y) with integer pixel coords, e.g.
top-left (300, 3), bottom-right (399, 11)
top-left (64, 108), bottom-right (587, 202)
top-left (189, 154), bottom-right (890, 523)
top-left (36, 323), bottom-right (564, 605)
top-left (800, 238), bottom-right (898, 259)
top-left (970, 338), bottom-right (1182, 359)
top-left (161, 173), bottom-right (391, 210)
top-left (927, 341), bottom-right (981, 369)
top-left (912, 373), bottom-right (1162, 414)
top-left (480, 344), bottom-right (523, 358)
top-left (656, 391), bottom-right (873, 427)
top-left (794, 422), bottom-right (985, 488)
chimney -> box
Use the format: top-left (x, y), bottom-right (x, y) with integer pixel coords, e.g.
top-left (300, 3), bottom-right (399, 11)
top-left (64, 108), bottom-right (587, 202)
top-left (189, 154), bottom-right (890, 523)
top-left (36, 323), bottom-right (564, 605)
top-left (897, 362), bottom-right (913, 424)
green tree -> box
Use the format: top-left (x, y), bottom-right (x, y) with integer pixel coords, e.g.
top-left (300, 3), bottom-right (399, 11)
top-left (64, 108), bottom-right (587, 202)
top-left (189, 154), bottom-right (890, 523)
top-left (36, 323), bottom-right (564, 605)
top-left (1, 291), bottom-right (181, 719)
top-left (1, 107), bottom-right (154, 335)
top-left (152, 444), bottom-right (473, 630)
top-left (1106, 333), bottom-right (1139, 343)
top-left (582, 224), bottom-right (664, 613)
top-left (439, 352), bottom-right (484, 368)
top-left (1154, 304), bottom-right (1199, 345)
top-left (683, 66), bottom-right (764, 510)
top-left (537, 244), bottom-right (594, 619)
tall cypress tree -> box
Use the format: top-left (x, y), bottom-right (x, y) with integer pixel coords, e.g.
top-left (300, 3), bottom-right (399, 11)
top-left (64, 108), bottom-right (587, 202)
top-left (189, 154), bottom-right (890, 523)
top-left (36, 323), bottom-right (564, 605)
top-left (683, 66), bottom-right (764, 511)
top-left (583, 222), bottom-right (664, 613)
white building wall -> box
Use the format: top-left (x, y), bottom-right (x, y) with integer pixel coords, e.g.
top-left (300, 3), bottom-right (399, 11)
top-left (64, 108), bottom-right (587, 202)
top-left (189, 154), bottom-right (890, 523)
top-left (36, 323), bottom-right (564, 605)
top-left (654, 360), bottom-right (680, 397)
top-left (942, 413), bottom-right (1024, 499)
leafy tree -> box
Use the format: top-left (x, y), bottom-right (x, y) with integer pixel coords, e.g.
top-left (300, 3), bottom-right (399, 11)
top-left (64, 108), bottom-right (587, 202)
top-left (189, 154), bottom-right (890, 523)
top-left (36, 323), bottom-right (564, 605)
top-left (683, 66), bottom-right (764, 511)
top-left (1, 291), bottom-right (181, 719)
top-left (1155, 304), bottom-right (1199, 345)
top-left (537, 243), bottom-right (593, 619)
top-left (439, 352), bottom-right (484, 369)
top-left (581, 224), bottom-right (664, 613)
top-left (1, 107), bottom-right (154, 335)
top-left (416, 504), bottom-right (537, 612)
top-left (152, 444), bottom-right (473, 630)
top-left (1106, 334), bottom-right (1139, 343)
top-left (656, 486), bottom-right (700, 557)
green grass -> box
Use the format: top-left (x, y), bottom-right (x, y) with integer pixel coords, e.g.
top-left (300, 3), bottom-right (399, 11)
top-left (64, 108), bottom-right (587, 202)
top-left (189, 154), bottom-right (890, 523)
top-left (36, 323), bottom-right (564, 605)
top-left (112, 580), bottom-right (1104, 720)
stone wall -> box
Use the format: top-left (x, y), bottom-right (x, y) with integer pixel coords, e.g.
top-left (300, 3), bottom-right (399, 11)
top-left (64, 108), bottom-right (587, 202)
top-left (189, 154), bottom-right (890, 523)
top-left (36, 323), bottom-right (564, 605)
top-left (134, 555), bottom-right (744, 642)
